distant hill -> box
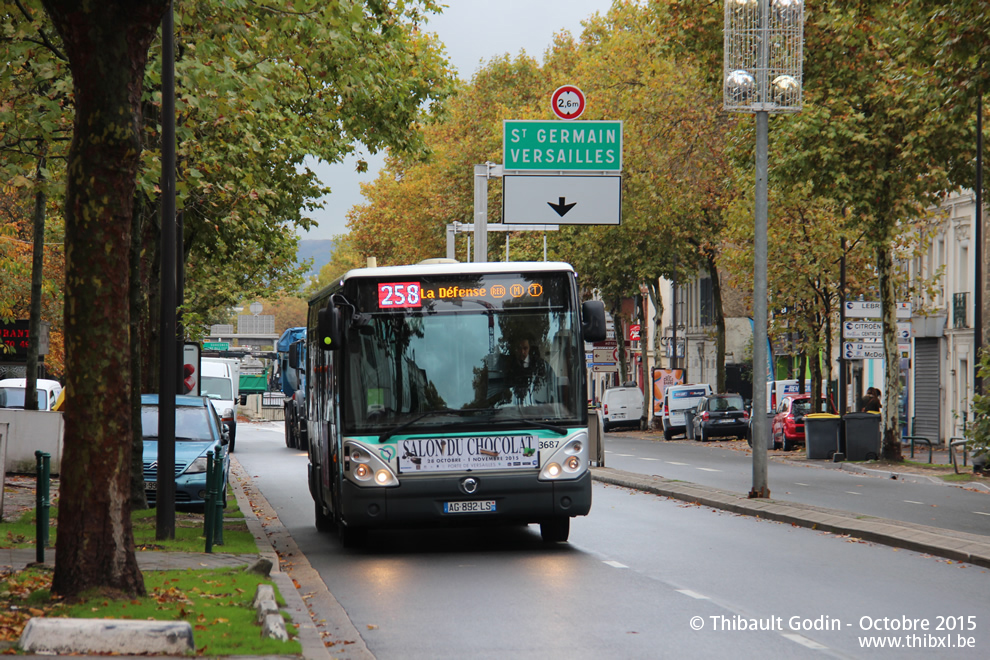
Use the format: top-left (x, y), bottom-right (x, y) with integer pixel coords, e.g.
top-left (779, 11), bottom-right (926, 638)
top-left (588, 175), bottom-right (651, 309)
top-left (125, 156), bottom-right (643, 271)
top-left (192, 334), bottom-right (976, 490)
top-left (297, 239), bottom-right (336, 278)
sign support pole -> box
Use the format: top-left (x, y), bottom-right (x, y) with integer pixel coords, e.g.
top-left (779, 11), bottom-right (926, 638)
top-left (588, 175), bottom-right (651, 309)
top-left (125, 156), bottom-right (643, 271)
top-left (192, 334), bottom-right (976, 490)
top-left (473, 164), bottom-right (490, 263)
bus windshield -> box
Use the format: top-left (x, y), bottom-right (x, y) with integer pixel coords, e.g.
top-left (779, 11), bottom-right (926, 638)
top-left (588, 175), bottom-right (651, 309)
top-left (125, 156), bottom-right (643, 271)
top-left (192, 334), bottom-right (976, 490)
top-left (342, 272), bottom-right (583, 433)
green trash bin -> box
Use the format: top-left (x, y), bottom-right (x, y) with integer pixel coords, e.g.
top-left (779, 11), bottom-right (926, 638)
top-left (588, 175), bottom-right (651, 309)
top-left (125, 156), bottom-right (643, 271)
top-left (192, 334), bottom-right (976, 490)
top-left (843, 412), bottom-right (881, 461)
top-left (804, 413), bottom-right (840, 460)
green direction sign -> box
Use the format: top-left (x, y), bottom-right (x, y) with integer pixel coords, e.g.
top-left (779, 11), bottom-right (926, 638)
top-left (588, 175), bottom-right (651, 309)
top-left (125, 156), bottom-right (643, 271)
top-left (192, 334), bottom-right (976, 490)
top-left (504, 120), bottom-right (622, 172)
top-left (203, 341), bottom-right (230, 351)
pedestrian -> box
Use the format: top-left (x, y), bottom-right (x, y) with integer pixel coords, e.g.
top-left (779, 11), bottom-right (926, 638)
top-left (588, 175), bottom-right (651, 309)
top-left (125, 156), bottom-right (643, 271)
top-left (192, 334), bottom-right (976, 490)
top-left (862, 387), bottom-right (881, 412)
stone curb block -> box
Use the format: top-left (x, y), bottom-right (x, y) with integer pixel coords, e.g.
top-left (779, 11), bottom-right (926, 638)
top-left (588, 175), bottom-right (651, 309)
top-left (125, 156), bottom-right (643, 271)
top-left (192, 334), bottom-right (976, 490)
top-left (262, 612), bottom-right (290, 641)
top-left (252, 582), bottom-right (276, 608)
top-left (256, 597), bottom-right (279, 623)
top-left (19, 618), bottom-right (194, 655)
top-left (254, 583), bottom-right (288, 640)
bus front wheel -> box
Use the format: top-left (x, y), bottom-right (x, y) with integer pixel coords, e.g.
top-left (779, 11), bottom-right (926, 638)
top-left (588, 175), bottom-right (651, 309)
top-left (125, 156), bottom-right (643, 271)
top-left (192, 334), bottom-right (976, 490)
top-left (540, 517), bottom-right (570, 543)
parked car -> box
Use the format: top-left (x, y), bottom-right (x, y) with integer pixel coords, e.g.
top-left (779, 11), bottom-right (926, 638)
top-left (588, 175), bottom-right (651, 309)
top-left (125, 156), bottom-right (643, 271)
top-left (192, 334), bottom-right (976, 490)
top-left (140, 393), bottom-right (230, 509)
top-left (660, 383), bottom-right (713, 440)
top-left (771, 394), bottom-right (836, 451)
top-left (0, 378), bottom-right (62, 411)
top-left (200, 358), bottom-right (240, 452)
top-left (691, 393), bottom-right (749, 442)
top-left (602, 386), bottom-right (644, 432)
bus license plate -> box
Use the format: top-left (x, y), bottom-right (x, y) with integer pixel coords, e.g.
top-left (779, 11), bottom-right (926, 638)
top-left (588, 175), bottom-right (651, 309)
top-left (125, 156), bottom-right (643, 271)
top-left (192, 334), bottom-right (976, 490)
top-left (144, 481), bottom-right (157, 491)
top-left (444, 500), bottom-right (495, 514)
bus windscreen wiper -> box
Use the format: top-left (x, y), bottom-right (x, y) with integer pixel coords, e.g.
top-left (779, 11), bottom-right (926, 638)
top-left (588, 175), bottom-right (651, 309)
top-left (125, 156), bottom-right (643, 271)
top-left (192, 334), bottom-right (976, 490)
top-left (501, 416), bottom-right (567, 435)
top-left (378, 408), bottom-right (483, 443)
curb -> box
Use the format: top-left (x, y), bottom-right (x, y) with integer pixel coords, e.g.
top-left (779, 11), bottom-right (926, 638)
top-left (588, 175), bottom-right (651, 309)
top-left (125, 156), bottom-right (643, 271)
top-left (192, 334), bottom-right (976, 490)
top-left (229, 458), bottom-right (374, 660)
top-left (591, 466), bottom-right (990, 569)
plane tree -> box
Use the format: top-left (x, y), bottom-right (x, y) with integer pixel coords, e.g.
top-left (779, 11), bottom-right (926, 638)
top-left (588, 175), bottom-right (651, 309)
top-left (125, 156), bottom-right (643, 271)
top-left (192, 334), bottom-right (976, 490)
top-left (557, 2), bottom-right (739, 392)
top-left (38, 0), bottom-right (169, 600)
top-left (132, 0), bottom-right (454, 379)
top-left (10, 0), bottom-right (453, 599)
top-left (0, 0), bottom-right (71, 385)
top-left (669, 1), bottom-right (972, 459)
top-left (347, 53), bottom-right (550, 265)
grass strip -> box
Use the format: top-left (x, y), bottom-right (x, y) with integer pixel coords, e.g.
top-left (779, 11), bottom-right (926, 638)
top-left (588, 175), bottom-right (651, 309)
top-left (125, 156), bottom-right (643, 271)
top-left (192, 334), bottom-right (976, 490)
top-left (1, 565), bottom-right (302, 656)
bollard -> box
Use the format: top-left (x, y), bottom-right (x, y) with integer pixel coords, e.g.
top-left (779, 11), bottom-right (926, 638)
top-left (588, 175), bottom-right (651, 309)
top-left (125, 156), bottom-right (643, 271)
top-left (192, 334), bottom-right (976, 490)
top-left (35, 451), bottom-right (51, 564)
top-left (204, 450), bottom-right (215, 553)
top-left (212, 447), bottom-right (224, 546)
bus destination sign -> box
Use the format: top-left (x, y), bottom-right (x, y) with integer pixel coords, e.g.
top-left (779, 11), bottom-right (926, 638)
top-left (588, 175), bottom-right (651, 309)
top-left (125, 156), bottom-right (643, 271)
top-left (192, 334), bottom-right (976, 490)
top-left (377, 280), bottom-right (546, 309)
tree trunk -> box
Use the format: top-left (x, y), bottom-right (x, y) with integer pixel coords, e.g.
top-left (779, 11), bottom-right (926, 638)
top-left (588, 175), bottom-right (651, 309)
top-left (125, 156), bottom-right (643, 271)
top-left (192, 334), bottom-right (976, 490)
top-left (646, 279), bottom-right (665, 428)
top-left (821, 293), bottom-right (834, 410)
top-left (43, 0), bottom-right (168, 599)
top-left (706, 252), bottom-right (726, 392)
top-left (638, 293), bottom-right (650, 428)
top-left (877, 244), bottom-right (903, 461)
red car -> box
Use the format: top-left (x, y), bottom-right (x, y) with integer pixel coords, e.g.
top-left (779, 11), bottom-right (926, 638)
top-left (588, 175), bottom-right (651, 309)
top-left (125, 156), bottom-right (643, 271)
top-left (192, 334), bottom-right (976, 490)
top-left (771, 394), bottom-right (836, 451)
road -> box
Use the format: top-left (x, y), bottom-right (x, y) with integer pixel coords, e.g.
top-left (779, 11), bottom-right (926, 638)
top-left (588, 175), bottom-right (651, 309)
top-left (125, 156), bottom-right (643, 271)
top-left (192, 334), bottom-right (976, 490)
top-left (602, 432), bottom-right (990, 537)
top-left (236, 421), bottom-right (990, 659)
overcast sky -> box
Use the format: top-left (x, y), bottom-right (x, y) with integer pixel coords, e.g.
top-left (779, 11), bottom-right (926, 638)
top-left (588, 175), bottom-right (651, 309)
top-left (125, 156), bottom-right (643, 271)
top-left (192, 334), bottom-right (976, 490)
top-left (300, 0), bottom-right (615, 242)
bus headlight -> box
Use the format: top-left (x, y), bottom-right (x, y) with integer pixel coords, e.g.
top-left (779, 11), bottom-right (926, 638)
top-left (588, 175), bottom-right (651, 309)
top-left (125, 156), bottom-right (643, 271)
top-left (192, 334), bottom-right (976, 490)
top-left (539, 433), bottom-right (589, 481)
top-left (344, 440), bottom-right (398, 487)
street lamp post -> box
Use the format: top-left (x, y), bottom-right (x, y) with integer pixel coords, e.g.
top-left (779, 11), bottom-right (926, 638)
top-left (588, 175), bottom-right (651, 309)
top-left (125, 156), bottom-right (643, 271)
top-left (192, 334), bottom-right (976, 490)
top-left (724, 0), bottom-right (803, 498)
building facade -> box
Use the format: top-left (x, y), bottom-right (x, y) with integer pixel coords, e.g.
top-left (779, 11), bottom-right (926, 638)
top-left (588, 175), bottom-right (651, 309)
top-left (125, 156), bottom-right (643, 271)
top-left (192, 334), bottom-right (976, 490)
top-left (906, 189), bottom-right (984, 445)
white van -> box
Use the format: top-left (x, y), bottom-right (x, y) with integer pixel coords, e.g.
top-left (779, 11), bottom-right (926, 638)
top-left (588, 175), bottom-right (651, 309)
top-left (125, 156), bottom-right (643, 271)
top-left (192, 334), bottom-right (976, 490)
top-left (660, 383), bottom-right (713, 440)
top-left (766, 379), bottom-right (812, 412)
top-left (601, 386), bottom-right (644, 432)
top-left (0, 378), bottom-right (62, 411)
top-left (200, 358), bottom-right (240, 452)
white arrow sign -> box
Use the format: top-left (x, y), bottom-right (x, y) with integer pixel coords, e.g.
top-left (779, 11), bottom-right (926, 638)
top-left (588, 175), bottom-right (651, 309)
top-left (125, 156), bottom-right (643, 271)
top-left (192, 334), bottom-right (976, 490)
top-left (503, 175), bottom-right (621, 225)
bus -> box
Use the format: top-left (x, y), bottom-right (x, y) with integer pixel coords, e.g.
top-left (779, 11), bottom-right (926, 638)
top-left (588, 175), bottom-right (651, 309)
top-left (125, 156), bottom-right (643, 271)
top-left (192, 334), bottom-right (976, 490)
top-left (305, 260), bottom-right (606, 545)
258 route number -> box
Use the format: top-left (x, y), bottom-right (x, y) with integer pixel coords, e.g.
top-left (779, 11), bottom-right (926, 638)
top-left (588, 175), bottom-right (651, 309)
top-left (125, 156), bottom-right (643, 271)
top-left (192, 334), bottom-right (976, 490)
top-left (378, 282), bottom-right (422, 308)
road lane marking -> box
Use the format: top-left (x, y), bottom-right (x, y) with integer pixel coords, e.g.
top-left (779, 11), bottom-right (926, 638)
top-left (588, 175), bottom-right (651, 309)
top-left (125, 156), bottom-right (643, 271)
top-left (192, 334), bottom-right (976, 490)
top-left (696, 467), bottom-right (721, 472)
top-left (975, 512), bottom-right (990, 516)
top-left (845, 491), bottom-right (862, 495)
top-left (676, 589), bottom-right (709, 600)
top-left (638, 457), bottom-right (660, 461)
top-left (614, 453), bottom-right (634, 457)
top-left (904, 500), bottom-right (924, 504)
top-left (782, 634), bottom-right (827, 649)
top-left (794, 483), bottom-right (809, 486)
top-left (603, 560), bottom-right (628, 569)
top-left (666, 461), bottom-right (690, 465)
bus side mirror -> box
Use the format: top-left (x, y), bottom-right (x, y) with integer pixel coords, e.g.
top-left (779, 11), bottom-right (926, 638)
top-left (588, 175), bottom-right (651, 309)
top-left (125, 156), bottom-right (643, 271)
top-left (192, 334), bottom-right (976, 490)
top-left (582, 300), bottom-right (607, 343)
top-left (317, 306), bottom-right (343, 351)
top-left (288, 342), bottom-right (300, 369)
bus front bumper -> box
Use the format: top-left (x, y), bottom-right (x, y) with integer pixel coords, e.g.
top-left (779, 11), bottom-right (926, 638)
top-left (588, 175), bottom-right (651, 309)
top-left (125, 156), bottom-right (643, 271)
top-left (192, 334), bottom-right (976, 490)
top-left (339, 470), bottom-right (591, 529)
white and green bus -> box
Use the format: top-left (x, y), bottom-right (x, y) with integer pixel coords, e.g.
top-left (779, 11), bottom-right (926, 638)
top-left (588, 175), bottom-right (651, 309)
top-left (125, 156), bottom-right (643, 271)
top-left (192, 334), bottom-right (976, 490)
top-left (305, 260), bottom-right (606, 545)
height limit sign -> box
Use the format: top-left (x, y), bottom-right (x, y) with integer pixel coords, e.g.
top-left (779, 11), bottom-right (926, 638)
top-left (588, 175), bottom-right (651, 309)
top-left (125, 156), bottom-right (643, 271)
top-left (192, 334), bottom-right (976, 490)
top-left (551, 85), bottom-right (585, 120)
